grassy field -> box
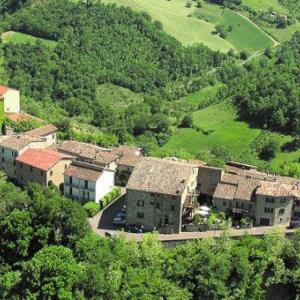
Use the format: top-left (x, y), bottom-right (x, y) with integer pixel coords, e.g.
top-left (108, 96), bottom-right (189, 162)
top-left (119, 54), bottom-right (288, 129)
top-left (103, 0), bottom-right (233, 51)
top-left (242, 0), bottom-right (288, 13)
top-left (2, 31), bottom-right (57, 48)
top-left (97, 83), bottom-right (143, 108)
top-left (219, 9), bottom-right (275, 51)
top-left (176, 84), bottom-right (221, 106)
top-left (163, 101), bottom-right (262, 157)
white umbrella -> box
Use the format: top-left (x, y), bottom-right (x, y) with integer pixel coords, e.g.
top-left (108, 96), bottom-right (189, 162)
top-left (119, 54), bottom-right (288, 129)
top-left (199, 206), bottom-right (210, 211)
top-left (199, 210), bottom-right (210, 216)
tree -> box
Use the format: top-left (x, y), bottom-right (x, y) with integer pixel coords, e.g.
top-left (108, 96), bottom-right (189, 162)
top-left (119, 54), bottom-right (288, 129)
top-left (181, 113), bottom-right (193, 128)
top-left (20, 246), bottom-right (81, 299)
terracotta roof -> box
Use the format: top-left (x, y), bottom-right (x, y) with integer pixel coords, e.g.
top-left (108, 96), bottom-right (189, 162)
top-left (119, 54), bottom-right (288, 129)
top-left (112, 145), bottom-right (142, 167)
top-left (234, 177), bottom-right (260, 201)
top-left (6, 112), bottom-right (44, 123)
top-left (0, 135), bottom-right (45, 151)
top-left (162, 157), bottom-right (205, 167)
top-left (58, 141), bottom-right (118, 165)
top-left (126, 158), bottom-right (195, 195)
top-left (64, 164), bottom-right (102, 182)
top-left (26, 124), bottom-right (58, 137)
top-left (16, 148), bottom-right (71, 171)
top-left (0, 85), bottom-right (9, 96)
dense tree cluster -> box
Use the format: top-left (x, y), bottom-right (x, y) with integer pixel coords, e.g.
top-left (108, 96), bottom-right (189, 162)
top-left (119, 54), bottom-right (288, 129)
top-left (220, 32), bottom-right (300, 135)
top-left (279, 0), bottom-right (300, 19)
top-left (1, 174), bottom-right (300, 298)
top-left (0, 0), bottom-right (226, 145)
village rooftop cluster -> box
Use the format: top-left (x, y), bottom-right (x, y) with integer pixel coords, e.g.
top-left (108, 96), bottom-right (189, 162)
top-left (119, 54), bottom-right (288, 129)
top-left (1, 86), bottom-right (300, 234)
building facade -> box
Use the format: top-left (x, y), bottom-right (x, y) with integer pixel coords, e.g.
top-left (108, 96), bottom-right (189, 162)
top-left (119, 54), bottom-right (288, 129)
top-left (64, 162), bottom-right (115, 203)
top-left (26, 124), bottom-right (58, 147)
top-left (0, 86), bottom-right (20, 113)
top-left (16, 148), bottom-right (73, 189)
top-left (125, 158), bottom-right (198, 233)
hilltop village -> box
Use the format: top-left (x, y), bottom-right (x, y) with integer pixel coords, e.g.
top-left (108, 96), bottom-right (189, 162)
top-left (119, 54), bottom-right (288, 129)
top-left (1, 86), bottom-right (300, 234)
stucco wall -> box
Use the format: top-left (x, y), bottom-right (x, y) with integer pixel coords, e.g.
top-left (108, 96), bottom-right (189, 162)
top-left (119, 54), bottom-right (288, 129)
top-left (95, 169), bottom-right (115, 202)
top-left (198, 166), bottom-right (223, 196)
top-left (43, 132), bottom-right (57, 147)
top-left (4, 89), bottom-right (20, 113)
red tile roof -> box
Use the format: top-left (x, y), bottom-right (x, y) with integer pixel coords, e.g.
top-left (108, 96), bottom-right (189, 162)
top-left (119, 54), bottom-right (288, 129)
top-left (0, 85), bottom-right (9, 97)
top-left (16, 149), bottom-right (71, 171)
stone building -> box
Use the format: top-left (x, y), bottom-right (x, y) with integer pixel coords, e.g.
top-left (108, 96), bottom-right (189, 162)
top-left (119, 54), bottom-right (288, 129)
top-left (26, 124), bottom-right (58, 147)
top-left (212, 163), bottom-right (300, 227)
top-left (16, 148), bottom-right (73, 189)
top-left (125, 158), bottom-right (198, 233)
top-left (57, 140), bottom-right (118, 170)
top-left (0, 135), bottom-right (47, 180)
top-left (64, 161), bottom-right (115, 203)
top-left (255, 182), bottom-right (294, 226)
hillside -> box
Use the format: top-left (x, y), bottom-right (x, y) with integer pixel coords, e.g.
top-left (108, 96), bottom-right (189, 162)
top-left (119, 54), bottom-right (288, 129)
top-left (104, 0), bottom-right (276, 53)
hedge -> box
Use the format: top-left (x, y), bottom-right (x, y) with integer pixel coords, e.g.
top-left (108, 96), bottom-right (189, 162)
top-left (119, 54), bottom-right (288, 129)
top-left (100, 187), bottom-right (121, 209)
top-left (83, 201), bottom-right (101, 217)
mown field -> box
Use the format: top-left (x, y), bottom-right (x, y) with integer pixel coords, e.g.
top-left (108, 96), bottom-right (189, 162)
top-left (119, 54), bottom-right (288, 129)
top-left (104, 0), bottom-right (276, 53)
top-left (1, 31), bottom-right (57, 48)
top-left (102, 0), bottom-right (233, 51)
top-left (219, 9), bottom-right (275, 51)
top-left (242, 0), bottom-right (288, 13)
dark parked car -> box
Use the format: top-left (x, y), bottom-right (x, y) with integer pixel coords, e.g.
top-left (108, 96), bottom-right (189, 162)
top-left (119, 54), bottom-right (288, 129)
top-left (113, 212), bottom-right (126, 225)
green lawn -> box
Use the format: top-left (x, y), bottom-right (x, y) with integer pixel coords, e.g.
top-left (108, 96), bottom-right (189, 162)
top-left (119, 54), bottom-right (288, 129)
top-left (194, 2), bottom-right (223, 25)
top-left (178, 84), bottom-right (221, 106)
top-left (103, 0), bottom-right (233, 51)
top-left (163, 101), bottom-right (261, 157)
top-left (2, 31), bottom-right (57, 49)
top-left (242, 0), bottom-right (288, 13)
top-left (219, 9), bottom-right (275, 52)
top-left (267, 21), bottom-right (300, 42)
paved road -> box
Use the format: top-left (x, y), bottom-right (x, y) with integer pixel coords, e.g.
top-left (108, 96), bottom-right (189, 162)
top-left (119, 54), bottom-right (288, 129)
top-left (89, 197), bottom-right (295, 242)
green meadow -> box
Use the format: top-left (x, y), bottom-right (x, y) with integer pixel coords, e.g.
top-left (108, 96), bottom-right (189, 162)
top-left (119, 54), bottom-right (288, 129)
top-left (2, 31), bottom-right (57, 48)
top-left (219, 9), bottom-right (275, 51)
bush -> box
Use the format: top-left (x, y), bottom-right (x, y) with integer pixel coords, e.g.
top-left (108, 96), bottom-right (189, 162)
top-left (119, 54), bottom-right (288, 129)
top-left (240, 50), bottom-right (250, 60)
top-left (100, 187), bottom-right (121, 209)
top-left (83, 202), bottom-right (100, 217)
top-left (180, 113), bottom-right (193, 128)
top-left (259, 140), bottom-right (279, 161)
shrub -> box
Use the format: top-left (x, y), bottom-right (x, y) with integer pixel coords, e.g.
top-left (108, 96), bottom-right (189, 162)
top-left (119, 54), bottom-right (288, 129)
top-left (180, 113), bottom-right (193, 128)
top-left (240, 50), bottom-right (250, 60)
top-left (83, 201), bottom-right (100, 217)
top-left (100, 187), bottom-right (122, 209)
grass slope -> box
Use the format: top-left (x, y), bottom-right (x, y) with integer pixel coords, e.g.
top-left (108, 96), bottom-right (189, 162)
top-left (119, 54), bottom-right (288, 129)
top-left (219, 9), bottom-right (275, 51)
top-left (242, 0), bottom-right (288, 13)
top-left (103, 0), bottom-right (233, 51)
top-left (163, 101), bottom-right (261, 157)
top-left (2, 31), bottom-right (57, 48)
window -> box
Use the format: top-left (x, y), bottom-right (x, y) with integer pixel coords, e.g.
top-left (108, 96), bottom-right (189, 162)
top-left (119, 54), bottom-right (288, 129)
top-left (156, 203), bottom-right (160, 209)
top-left (50, 170), bottom-right (53, 177)
top-left (223, 201), bottom-right (226, 207)
top-left (137, 200), bottom-right (144, 207)
top-left (296, 201), bottom-right (300, 207)
top-left (40, 170), bottom-right (43, 177)
top-left (266, 197), bottom-right (275, 203)
top-left (52, 134), bottom-right (55, 139)
top-left (264, 207), bottom-right (274, 213)
top-left (249, 204), bottom-right (253, 211)
top-left (13, 160), bottom-right (16, 166)
top-left (30, 167), bottom-right (33, 172)
top-left (280, 198), bottom-right (286, 204)
top-left (294, 211), bottom-right (300, 218)
top-left (20, 163), bottom-right (23, 169)
top-left (69, 176), bottom-right (73, 184)
top-left (164, 215), bottom-right (169, 225)
top-left (150, 193), bottom-right (156, 197)
top-left (171, 205), bottom-right (175, 211)
top-left (65, 164), bottom-right (68, 169)
top-left (11, 151), bottom-right (14, 156)
top-left (137, 212), bottom-right (144, 219)
top-left (1, 148), bottom-right (3, 153)
top-left (69, 187), bottom-right (73, 196)
top-left (279, 208), bottom-right (285, 215)
top-left (1, 157), bottom-right (4, 163)
top-left (85, 180), bottom-right (88, 189)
